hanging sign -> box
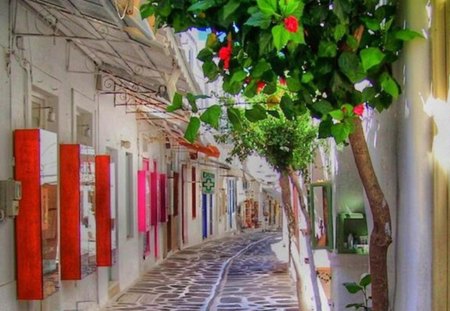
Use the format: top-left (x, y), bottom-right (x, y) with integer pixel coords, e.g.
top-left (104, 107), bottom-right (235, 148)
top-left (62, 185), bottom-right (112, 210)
top-left (202, 171), bottom-right (215, 194)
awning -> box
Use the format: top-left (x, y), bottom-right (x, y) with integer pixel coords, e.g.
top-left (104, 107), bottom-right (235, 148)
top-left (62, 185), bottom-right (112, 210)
top-left (17, 0), bottom-right (200, 94)
top-left (178, 139), bottom-right (220, 158)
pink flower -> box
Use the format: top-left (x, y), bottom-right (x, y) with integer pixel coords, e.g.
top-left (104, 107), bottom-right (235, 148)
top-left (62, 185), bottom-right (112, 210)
top-left (257, 81), bottom-right (266, 93)
top-left (284, 16), bottom-right (299, 33)
top-left (353, 104), bottom-right (365, 116)
top-left (218, 45), bottom-right (232, 69)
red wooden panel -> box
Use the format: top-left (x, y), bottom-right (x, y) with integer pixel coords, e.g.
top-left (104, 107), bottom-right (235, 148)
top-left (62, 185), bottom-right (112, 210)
top-left (60, 144), bottom-right (81, 280)
top-left (191, 167), bottom-right (196, 219)
top-left (14, 129), bottom-right (43, 300)
top-left (137, 170), bottom-right (147, 232)
top-left (173, 172), bottom-right (179, 217)
top-left (150, 171), bottom-right (158, 226)
top-left (96, 155), bottom-right (112, 266)
top-left (159, 174), bottom-right (167, 222)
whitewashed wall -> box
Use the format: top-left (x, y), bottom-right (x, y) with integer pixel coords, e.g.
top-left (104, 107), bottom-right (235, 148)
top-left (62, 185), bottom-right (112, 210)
top-left (330, 1), bottom-right (433, 310)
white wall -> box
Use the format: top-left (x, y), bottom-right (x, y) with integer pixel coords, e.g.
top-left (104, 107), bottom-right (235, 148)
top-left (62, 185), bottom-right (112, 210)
top-left (393, 1), bottom-right (433, 310)
top-left (0, 1), bottom-right (20, 310)
top-left (97, 93), bottom-right (141, 293)
top-left (330, 1), bottom-right (433, 310)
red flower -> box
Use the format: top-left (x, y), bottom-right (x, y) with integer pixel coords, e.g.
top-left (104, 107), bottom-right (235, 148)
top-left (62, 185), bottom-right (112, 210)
top-left (284, 16), bottom-right (299, 33)
top-left (257, 81), bottom-right (266, 93)
top-left (279, 76), bottom-right (286, 85)
top-left (218, 43), bottom-right (232, 70)
top-left (353, 103), bottom-right (365, 116)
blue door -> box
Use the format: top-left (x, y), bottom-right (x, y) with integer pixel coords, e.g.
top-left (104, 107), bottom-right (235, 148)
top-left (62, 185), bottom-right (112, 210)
top-left (209, 194), bottom-right (213, 236)
top-left (202, 194), bottom-right (207, 239)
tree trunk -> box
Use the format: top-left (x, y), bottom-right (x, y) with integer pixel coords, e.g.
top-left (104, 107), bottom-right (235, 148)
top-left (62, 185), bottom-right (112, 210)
top-left (279, 171), bottom-right (310, 311)
top-left (288, 167), bottom-right (322, 311)
top-left (348, 118), bottom-right (392, 311)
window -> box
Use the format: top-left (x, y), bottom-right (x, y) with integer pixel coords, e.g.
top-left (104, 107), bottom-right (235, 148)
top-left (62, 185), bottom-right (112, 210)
top-left (125, 152), bottom-right (134, 238)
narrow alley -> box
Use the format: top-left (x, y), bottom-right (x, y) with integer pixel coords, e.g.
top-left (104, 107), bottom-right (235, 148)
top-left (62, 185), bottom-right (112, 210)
top-left (103, 232), bottom-right (299, 311)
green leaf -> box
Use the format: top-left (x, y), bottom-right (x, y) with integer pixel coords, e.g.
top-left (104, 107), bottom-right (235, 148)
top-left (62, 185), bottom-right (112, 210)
top-left (140, 3), bottom-right (155, 19)
top-left (259, 31), bottom-right (274, 55)
top-left (231, 70), bottom-right (248, 83)
top-left (361, 17), bottom-right (380, 31)
top-left (157, 0), bottom-right (172, 17)
top-left (197, 48), bottom-right (213, 62)
top-left (362, 86), bottom-right (377, 103)
top-left (186, 93), bottom-right (198, 113)
top-left (244, 79), bottom-right (258, 97)
top-left (290, 25), bottom-right (305, 44)
top-left (202, 61), bottom-right (220, 81)
top-left (280, 0), bottom-right (300, 16)
top-left (301, 72), bottom-right (314, 83)
top-left (359, 274), bottom-right (371, 287)
top-left (184, 117), bottom-right (201, 143)
top-left (263, 82), bottom-right (277, 95)
top-left (380, 72), bottom-right (399, 99)
top-left (167, 92), bottom-right (183, 112)
top-left (223, 79), bottom-right (243, 95)
top-left (286, 77), bottom-right (301, 92)
top-left (252, 60), bottom-right (271, 78)
top-left (172, 12), bottom-right (191, 32)
top-left (318, 41), bottom-right (337, 58)
top-left (227, 107), bottom-right (243, 130)
top-left (280, 94), bottom-right (295, 120)
top-left (257, 0), bottom-right (277, 16)
top-left (334, 0), bottom-right (351, 23)
top-left (245, 104), bottom-right (267, 122)
top-left (188, 0), bottom-right (216, 12)
top-left (343, 282), bottom-right (363, 294)
top-left (338, 52), bottom-right (366, 83)
top-left (313, 100), bottom-right (333, 116)
top-left (395, 29), bottom-right (423, 41)
top-left (272, 25), bottom-right (290, 50)
top-left (329, 109), bottom-right (344, 121)
top-left (200, 105), bottom-right (222, 129)
top-left (360, 47), bottom-right (385, 72)
top-left (245, 12), bottom-right (272, 29)
top-left (223, 0), bottom-right (240, 20)
top-left (318, 118), bottom-right (333, 138)
top-left (333, 24), bottom-right (346, 41)
top-left (267, 110), bottom-right (280, 118)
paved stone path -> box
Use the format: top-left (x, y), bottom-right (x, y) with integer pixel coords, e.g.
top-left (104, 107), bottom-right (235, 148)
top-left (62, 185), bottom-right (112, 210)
top-left (103, 231), bottom-right (299, 311)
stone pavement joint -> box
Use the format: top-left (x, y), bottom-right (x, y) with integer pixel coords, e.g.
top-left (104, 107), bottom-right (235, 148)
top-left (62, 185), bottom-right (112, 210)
top-left (103, 232), bottom-right (299, 311)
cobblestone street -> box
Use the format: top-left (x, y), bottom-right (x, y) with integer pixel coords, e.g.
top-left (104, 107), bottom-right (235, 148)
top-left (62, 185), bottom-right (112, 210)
top-left (103, 232), bottom-right (299, 311)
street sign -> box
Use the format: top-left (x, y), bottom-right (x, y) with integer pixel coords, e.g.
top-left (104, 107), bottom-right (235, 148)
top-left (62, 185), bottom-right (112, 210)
top-left (202, 171), bottom-right (215, 194)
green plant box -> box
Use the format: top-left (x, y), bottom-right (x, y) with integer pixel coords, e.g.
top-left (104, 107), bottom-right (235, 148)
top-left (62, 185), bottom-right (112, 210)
top-left (337, 212), bottom-right (369, 254)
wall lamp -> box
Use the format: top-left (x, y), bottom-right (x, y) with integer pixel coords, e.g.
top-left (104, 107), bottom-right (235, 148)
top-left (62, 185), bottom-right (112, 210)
top-left (33, 106), bottom-right (56, 122)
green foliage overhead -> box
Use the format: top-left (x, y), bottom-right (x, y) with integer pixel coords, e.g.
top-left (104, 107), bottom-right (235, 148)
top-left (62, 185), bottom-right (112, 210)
top-left (216, 103), bottom-right (317, 173)
top-left (141, 0), bottom-right (421, 143)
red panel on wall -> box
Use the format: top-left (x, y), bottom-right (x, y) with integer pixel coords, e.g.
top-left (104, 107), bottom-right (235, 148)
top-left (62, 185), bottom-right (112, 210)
top-left (174, 172), bottom-right (179, 217)
top-left (137, 170), bottom-right (147, 232)
top-left (150, 171), bottom-right (158, 226)
top-left (60, 144), bottom-right (81, 280)
top-left (14, 129), bottom-right (43, 300)
top-left (96, 155), bottom-right (112, 266)
top-left (192, 167), bottom-right (196, 219)
top-left (181, 165), bottom-right (186, 243)
top-left (159, 173), bottom-right (167, 222)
